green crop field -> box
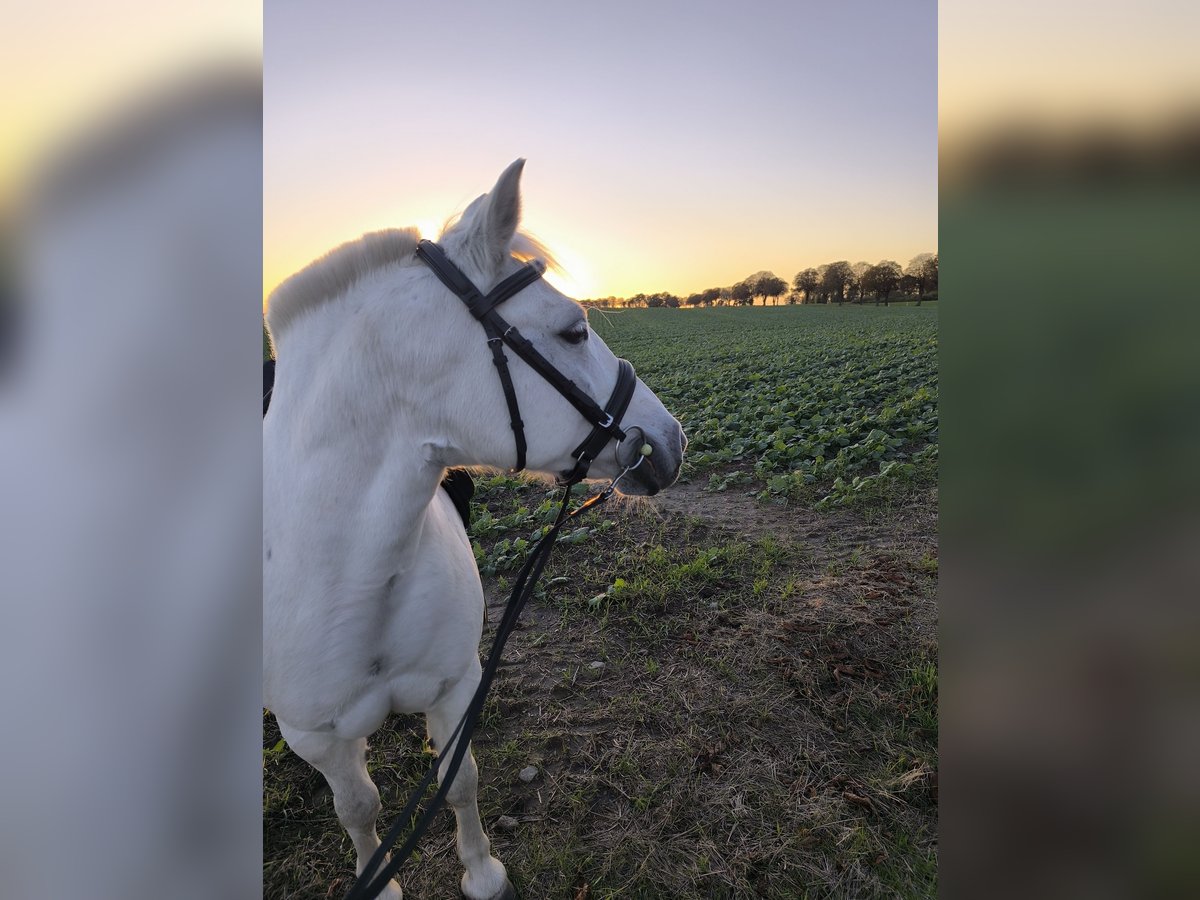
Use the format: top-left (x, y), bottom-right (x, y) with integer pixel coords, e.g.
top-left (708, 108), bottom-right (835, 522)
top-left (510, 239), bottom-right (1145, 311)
top-left (265, 304), bottom-right (939, 900)
top-left (590, 305), bottom-right (938, 508)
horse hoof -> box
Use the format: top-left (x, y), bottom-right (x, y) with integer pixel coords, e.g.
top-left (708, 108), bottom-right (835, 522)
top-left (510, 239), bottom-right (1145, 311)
top-left (461, 879), bottom-right (516, 900)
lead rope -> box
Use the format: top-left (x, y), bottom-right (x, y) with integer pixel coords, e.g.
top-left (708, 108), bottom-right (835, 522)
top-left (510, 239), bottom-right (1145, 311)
top-left (344, 455), bottom-right (648, 900)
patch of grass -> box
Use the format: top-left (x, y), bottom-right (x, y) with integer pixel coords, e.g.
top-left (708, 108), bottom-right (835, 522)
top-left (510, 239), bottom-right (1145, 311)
top-left (900, 653), bottom-right (939, 743)
top-left (265, 490), bottom-right (938, 898)
top-left (915, 551), bottom-right (938, 575)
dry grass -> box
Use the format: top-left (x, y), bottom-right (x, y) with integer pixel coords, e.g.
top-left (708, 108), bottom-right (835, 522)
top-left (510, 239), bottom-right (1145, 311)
top-left (264, 476), bottom-right (938, 899)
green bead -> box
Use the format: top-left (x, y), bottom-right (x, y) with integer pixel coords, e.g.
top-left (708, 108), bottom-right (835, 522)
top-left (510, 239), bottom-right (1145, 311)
top-left (639, 443), bottom-right (653, 457)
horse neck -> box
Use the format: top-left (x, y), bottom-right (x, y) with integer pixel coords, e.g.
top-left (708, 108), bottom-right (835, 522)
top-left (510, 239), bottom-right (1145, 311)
top-left (272, 303), bottom-right (454, 557)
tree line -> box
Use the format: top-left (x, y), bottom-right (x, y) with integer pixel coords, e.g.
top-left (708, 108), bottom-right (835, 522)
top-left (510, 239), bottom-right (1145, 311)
top-left (584, 253), bottom-right (937, 309)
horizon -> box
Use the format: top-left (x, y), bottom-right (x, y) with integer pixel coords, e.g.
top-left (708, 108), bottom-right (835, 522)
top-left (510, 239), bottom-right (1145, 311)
top-left (576, 251), bottom-right (939, 304)
top-left (264, 1), bottom-right (936, 308)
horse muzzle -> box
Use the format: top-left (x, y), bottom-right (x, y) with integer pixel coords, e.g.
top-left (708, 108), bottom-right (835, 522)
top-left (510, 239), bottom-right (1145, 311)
top-left (614, 422), bottom-right (686, 496)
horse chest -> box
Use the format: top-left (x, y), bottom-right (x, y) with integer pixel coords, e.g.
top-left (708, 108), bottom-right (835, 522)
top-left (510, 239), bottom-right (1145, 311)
top-left (264, 495), bottom-right (485, 737)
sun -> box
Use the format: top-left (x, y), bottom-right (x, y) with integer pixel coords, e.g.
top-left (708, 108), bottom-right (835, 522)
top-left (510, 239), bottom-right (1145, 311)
top-left (415, 219), bottom-right (441, 240)
top-left (538, 239), bottom-right (599, 300)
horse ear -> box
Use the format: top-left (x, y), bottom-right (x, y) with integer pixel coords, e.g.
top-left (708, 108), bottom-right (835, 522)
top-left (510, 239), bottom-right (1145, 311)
top-left (461, 192), bottom-right (489, 222)
top-left (482, 158), bottom-right (525, 261)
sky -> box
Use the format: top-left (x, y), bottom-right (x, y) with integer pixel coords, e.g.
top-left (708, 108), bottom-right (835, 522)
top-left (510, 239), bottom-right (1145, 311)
top-left (6, 2), bottom-right (1194, 303)
top-left (265, 0), bottom-right (937, 302)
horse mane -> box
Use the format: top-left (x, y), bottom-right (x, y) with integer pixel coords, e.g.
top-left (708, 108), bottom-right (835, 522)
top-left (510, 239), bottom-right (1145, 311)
top-left (265, 224), bottom-right (558, 343)
top-left (266, 228), bottom-right (422, 339)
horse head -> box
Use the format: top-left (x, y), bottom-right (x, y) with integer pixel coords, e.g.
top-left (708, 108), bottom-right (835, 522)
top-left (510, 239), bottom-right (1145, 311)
top-left (266, 160), bottom-right (684, 496)
top-left (416, 159), bottom-right (685, 495)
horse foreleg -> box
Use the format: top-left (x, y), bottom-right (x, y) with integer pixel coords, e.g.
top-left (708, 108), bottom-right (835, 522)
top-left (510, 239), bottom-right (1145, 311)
top-left (278, 722), bottom-right (403, 900)
top-left (426, 669), bottom-right (516, 900)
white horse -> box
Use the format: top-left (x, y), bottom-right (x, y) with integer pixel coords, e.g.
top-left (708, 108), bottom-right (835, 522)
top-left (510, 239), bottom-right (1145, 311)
top-left (264, 160), bottom-right (685, 899)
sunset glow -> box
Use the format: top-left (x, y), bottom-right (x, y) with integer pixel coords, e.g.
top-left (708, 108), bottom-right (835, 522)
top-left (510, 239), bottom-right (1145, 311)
top-left (940, 0), bottom-right (1200, 145)
top-left (265, 1), bottom-right (937, 309)
top-left (1, 1), bottom-right (259, 202)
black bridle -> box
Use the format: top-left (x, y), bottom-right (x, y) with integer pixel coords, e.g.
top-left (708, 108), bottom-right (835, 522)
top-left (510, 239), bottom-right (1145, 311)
top-left (342, 242), bottom-right (647, 900)
top-left (415, 239), bottom-right (638, 483)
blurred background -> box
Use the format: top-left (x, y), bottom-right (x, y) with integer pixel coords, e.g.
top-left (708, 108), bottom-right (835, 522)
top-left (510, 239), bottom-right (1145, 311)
top-left (0, 4), bottom-right (261, 900)
top-left (940, 1), bottom-right (1199, 897)
top-left (1, 1), bottom-right (1197, 897)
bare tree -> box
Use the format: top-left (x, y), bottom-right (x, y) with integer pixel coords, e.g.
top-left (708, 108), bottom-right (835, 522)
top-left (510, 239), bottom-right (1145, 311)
top-left (862, 260), bottom-right (902, 305)
top-left (793, 268), bottom-right (820, 304)
top-left (822, 261), bottom-right (854, 304)
top-left (731, 279), bottom-right (753, 306)
top-left (850, 261), bottom-right (871, 303)
top-left (763, 275), bottom-right (787, 305)
top-left (745, 271), bottom-right (786, 305)
top-left (920, 254), bottom-right (938, 301)
top-left (905, 253), bottom-right (935, 299)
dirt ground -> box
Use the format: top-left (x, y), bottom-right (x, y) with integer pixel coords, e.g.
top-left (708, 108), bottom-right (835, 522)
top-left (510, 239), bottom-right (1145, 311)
top-left (264, 473), bottom-right (938, 899)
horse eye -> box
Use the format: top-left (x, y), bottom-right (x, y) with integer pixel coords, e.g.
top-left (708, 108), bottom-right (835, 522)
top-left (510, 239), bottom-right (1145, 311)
top-left (559, 324), bottom-right (589, 345)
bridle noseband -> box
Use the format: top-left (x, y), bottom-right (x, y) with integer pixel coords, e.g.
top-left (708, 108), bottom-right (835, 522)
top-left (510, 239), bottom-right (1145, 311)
top-left (415, 239), bottom-right (637, 484)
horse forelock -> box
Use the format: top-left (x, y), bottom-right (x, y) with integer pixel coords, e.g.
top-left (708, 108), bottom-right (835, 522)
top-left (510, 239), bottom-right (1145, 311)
top-left (510, 232), bottom-right (558, 271)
